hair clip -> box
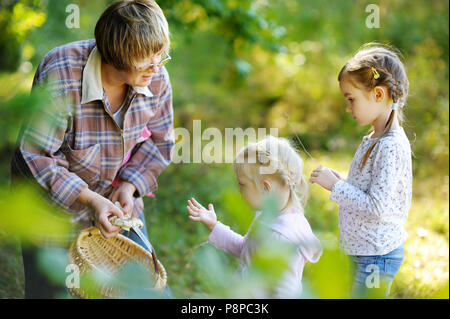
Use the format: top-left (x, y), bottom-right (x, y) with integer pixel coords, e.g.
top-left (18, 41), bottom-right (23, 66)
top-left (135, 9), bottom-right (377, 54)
top-left (257, 153), bottom-right (269, 165)
top-left (371, 67), bottom-right (380, 79)
top-left (392, 102), bottom-right (398, 110)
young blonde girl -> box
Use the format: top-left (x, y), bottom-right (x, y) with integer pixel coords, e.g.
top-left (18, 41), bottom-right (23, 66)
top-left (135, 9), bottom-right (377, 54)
top-left (310, 44), bottom-right (412, 298)
top-left (187, 136), bottom-right (322, 298)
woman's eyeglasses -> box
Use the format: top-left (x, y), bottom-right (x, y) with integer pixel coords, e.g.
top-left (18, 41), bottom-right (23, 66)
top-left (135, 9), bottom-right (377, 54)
top-left (134, 55), bottom-right (171, 73)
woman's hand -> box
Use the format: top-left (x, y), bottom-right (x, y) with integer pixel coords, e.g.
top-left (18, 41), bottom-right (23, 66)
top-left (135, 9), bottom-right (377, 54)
top-left (78, 188), bottom-right (124, 238)
top-left (111, 181), bottom-right (136, 217)
top-left (90, 195), bottom-right (125, 238)
top-left (309, 165), bottom-right (340, 191)
top-left (186, 197), bottom-right (217, 231)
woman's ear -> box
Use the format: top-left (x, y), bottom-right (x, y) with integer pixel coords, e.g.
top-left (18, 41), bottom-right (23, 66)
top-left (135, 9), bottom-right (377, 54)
top-left (373, 85), bottom-right (387, 102)
top-left (262, 180), bottom-right (272, 192)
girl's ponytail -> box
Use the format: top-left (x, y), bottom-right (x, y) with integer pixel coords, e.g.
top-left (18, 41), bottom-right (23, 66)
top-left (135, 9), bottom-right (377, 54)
top-left (360, 108), bottom-right (396, 169)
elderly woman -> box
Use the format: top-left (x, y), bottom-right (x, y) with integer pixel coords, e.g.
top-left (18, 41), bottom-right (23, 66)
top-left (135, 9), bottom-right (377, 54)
top-left (11, 0), bottom-right (174, 298)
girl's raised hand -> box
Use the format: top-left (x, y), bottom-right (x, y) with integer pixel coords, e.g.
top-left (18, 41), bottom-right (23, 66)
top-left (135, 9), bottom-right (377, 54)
top-left (309, 165), bottom-right (340, 191)
top-left (330, 168), bottom-right (346, 181)
top-left (187, 197), bottom-right (217, 231)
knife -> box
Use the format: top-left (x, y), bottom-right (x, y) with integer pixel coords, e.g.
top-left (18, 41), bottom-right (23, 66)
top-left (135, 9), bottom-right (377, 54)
top-left (130, 226), bottom-right (160, 274)
top-left (111, 202), bottom-right (160, 273)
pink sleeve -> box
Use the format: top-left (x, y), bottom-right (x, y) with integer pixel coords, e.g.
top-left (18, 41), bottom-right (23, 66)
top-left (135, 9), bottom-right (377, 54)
top-left (208, 221), bottom-right (246, 258)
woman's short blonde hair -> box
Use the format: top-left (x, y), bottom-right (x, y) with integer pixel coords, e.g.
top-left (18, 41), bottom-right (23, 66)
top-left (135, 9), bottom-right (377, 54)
top-left (94, 0), bottom-right (170, 70)
top-left (234, 135), bottom-right (309, 211)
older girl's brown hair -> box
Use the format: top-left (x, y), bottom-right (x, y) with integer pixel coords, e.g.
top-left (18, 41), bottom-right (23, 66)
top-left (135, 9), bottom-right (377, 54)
top-left (338, 43), bottom-right (409, 169)
top-left (94, 0), bottom-right (170, 70)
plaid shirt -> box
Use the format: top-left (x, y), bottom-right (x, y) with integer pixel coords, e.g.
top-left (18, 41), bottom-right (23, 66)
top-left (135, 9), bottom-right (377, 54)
top-left (12, 39), bottom-right (174, 228)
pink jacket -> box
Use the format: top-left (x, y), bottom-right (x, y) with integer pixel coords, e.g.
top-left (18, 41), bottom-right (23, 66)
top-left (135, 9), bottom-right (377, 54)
top-left (208, 207), bottom-right (322, 298)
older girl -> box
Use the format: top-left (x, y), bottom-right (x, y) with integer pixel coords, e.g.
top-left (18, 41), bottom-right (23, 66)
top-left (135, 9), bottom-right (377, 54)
top-left (310, 44), bottom-right (412, 298)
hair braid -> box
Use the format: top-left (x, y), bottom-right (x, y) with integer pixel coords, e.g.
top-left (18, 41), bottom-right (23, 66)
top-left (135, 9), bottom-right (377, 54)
top-left (338, 43), bottom-right (409, 170)
top-left (235, 136), bottom-right (309, 211)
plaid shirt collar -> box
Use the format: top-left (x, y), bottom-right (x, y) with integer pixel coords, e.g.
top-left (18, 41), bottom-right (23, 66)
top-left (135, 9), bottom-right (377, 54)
top-left (81, 46), bottom-right (153, 104)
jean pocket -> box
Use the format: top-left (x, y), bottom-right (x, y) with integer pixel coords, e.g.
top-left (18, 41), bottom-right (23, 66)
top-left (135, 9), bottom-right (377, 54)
top-left (64, 144), bottom-right (101, 183)
top-left (384, 258), bottom-right (403, 277)
top-left (353, 256), bottom-right (377, 266)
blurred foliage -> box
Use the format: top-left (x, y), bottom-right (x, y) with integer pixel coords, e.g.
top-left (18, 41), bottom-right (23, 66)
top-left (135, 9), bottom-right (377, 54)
top-left (0, 0), bottom-right (448, 299)
top-left (0, 0), bottom-right (46, 71)
top-left (0, 184), bottom-right (75, 246)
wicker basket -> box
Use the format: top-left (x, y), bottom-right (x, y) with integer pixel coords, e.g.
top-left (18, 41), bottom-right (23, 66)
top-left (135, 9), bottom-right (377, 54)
top-left (68, 227), bottom-right (167, 298)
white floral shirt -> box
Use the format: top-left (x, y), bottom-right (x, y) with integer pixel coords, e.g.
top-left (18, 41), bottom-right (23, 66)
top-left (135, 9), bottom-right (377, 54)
top-left (330, 127), bottom-right (412, 256)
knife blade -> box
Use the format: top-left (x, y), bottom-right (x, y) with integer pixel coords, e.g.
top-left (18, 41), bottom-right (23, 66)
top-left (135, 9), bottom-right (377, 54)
top-left (131, 225), bottom-right (153, 254)
top-left (112, 202), bottom-right (159, 273)
top-left (130, 226), bottom-right (160, 273)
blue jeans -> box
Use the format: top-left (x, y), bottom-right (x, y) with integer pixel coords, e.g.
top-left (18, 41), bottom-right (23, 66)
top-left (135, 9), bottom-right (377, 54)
top-left (350, 244), bottom-right (404, 298)
top-left (121, 213), bottom-right (172, 299)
